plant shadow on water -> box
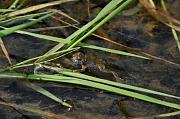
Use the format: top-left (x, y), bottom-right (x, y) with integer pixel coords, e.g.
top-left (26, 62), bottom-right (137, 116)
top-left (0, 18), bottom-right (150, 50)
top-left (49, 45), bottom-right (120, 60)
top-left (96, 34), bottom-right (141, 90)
top-left (0, 0), bottom-right (180, 119)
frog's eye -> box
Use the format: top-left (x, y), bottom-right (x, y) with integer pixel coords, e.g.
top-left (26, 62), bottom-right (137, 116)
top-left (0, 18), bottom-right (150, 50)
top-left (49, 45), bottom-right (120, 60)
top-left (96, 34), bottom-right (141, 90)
top-left (34, 64), bottom-right (44, 74)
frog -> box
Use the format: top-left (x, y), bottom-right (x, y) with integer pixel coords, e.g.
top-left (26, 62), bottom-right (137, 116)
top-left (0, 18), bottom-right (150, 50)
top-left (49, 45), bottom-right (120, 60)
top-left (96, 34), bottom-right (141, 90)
top-left (70, 51), bottom-right (109, 74)
top-left (52, 51), bottom-right (109, 74)
top-left (69, 51), bottom-right (117, 81)
top-left (34, 51), bottom-right (118, 81)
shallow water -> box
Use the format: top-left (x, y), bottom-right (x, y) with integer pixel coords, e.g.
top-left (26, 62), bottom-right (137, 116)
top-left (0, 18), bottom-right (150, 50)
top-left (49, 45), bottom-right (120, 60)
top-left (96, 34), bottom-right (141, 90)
top-left (0, 0), bottom-right (180, 119)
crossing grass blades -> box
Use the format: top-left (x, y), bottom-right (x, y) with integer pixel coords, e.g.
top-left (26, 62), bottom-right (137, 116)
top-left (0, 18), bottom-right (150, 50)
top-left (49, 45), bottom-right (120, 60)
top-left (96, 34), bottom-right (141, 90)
top-left (0, 0), bottom-right (180, 118)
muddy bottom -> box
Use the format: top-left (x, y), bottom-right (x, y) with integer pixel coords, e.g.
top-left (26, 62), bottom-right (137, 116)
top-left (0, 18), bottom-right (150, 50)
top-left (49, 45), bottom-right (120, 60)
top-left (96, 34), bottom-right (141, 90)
top-left (0, 0), bottom-right (180, 119)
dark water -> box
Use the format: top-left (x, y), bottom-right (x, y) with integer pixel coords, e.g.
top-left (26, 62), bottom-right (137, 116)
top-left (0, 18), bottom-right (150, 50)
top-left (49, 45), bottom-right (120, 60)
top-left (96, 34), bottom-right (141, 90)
top-left (0, 0), bottom-right (180, 119)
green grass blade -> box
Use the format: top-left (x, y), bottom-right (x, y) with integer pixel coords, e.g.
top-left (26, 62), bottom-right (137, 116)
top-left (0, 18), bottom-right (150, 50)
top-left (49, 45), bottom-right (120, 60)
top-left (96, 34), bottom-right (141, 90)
top-left (65, 0), bottom-right (124, 44)
top-left (64, 0), bottom-right (125, 48)
top-left (172, 28), bottom-right (180, 52)
top-left (0, 0), bottom-right (77, 19)
top-left (0, 13), bottom-right (52, 37)
top-left (49, 0), bottom-right (124, 51)
top-left (1, 28), bottom-right (66, 62)
top-left (43, 65), bottom-right (180, 99)
top-left (0, 9), bottom-right (15, 13)
top-left (10, 48), bottom-right (79, 69)
top-left (154, 111), bottom-right (180, 118)
top-left (13, 29), bottom-right (69, 62)
top-left (15, 30), bottom-right (67, 43)
top-left (80, 43), bottom-right (149, 59)
top-left (161, 0), bottom-right (180, 53)
top-left (8, 0), bottom-right (21, 9)
top-left (2, 48), bottom-right (79, 72)
top-left (24, 74), bottom-right (180, 110)
top-left (25, 82), bottom-right (72, 107)
top-left (95, 0), bottom-right (123, 20)
top-left (0, 72), bottom-right (179, 109)
top-left (67, 0), bottom-right (135, 49)
top-left (0, 12), bottom-right (50, 25)
top-left (7, 30), bottom-right (148, 59)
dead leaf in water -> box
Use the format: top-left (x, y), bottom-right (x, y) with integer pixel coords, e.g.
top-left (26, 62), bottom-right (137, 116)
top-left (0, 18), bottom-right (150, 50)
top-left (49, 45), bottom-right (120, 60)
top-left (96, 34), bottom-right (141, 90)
top-left (139, 0), bottom-right (180, 31)
top-left (0, 37), bottom-right (12, 64)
